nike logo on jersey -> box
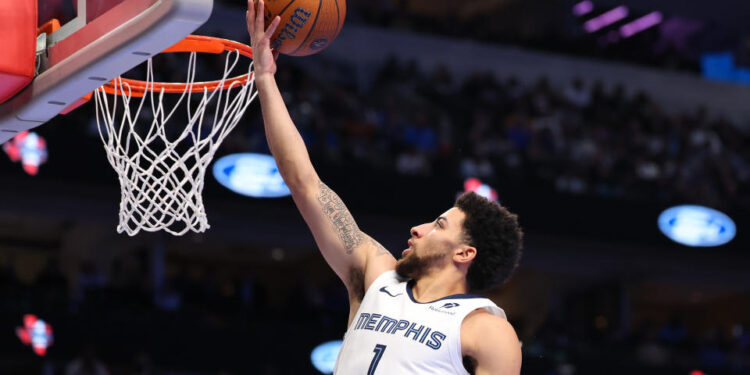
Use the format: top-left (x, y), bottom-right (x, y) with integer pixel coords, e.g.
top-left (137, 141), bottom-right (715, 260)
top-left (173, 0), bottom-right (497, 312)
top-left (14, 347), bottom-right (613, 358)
top-left (379, 286), bottom-right (403, 297)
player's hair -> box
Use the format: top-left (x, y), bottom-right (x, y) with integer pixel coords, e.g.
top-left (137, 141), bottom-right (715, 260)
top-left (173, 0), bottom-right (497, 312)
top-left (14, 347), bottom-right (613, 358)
top-left (454, 192), bottom-right (523, 291)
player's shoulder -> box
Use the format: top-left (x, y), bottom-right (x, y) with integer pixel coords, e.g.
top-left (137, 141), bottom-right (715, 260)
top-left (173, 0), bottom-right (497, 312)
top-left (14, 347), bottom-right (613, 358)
top-left (462, 308), bottom-right (518, 345)
top-left (461, 308), bottom-right (521, 371)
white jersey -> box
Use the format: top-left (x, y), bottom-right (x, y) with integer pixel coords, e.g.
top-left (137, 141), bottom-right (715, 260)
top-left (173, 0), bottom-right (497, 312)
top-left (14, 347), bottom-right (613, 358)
top-left (334, 271), bottom-right (506, 374)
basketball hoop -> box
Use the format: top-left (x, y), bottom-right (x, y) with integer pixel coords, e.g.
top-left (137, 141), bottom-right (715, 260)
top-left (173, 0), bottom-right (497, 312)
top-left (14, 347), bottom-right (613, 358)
top-left (94, 35), bottom-right (257, 236)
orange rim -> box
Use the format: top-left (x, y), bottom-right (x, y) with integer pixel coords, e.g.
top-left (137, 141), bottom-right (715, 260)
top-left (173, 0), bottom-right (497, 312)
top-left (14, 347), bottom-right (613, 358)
top-left (101, 35), bottom-right (254, 98)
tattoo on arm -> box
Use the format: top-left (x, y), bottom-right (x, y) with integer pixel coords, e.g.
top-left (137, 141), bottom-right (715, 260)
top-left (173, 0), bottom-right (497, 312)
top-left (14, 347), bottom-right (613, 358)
top-left (317, 181), bottom-right (364, 254)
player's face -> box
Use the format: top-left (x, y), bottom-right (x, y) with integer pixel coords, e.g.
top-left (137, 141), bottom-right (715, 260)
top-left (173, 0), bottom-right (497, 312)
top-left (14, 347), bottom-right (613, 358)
top-left (396, 207), bottom-right (467, 279)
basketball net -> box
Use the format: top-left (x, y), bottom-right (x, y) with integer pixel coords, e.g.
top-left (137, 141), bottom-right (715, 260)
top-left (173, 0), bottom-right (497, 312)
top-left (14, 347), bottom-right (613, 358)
top-left (93, 49), bottom-right (257, 236)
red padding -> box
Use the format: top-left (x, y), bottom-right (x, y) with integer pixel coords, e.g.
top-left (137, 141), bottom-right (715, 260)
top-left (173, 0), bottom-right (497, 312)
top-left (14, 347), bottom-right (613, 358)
top-left (0, 0), bottom-right (37, 104)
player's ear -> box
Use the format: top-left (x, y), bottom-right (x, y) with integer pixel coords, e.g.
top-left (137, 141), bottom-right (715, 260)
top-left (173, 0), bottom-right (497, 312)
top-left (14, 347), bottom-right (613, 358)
top-left (454, 245), bottom-right (476, 264)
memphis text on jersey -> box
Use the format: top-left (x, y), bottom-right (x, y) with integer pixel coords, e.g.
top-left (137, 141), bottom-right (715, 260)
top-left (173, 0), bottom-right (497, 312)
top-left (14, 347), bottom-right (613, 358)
top-left (352, 312), bottom-right (447, 350)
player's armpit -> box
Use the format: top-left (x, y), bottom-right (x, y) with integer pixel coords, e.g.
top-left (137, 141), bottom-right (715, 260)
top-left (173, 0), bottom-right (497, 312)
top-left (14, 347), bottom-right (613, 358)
top-left (344, 234), bottom-right (395, 326)
top-left (461, 310), bottom-right (522, 375)
top-left (361, 234), bottom-right (397, 295)
top-left (333, 234), bottom-right (395, 303)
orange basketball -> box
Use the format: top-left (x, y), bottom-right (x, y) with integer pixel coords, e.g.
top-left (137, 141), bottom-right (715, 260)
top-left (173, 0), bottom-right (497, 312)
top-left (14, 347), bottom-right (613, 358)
top-left (262, 0), bottom-right (346, 56)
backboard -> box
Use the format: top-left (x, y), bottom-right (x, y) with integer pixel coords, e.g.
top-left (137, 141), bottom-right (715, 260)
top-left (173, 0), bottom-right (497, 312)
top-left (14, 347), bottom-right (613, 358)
top-left (0, 0), bottom-right (213, 144)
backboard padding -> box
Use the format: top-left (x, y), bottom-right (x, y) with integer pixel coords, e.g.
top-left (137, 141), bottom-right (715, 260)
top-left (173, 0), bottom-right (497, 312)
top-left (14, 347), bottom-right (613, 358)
top-left (87, 0), bottom-right (128, 23)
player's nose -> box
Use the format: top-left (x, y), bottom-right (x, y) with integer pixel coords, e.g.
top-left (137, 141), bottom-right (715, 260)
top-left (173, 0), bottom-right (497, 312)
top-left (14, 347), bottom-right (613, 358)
top-left (410, 226), bottom-right (420, 238)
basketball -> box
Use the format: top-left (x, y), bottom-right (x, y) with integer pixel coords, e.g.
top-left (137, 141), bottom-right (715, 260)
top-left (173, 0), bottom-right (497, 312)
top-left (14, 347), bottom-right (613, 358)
top-left (262, 0), bottom-right (346, 56)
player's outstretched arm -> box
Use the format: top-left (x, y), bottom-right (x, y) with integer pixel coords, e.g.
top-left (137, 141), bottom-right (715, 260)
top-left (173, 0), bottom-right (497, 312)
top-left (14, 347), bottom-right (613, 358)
top-left (462, 310), bottom-right (522, 375)
top-left (246, 0), bottom-right (396, 304)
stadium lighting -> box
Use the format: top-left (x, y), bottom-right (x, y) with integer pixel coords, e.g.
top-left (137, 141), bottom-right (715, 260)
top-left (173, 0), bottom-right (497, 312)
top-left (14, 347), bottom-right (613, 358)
top-left (2, 131), bottom-right (47, 175)
top-left (212, 153), bottom-right (291, 198)
top-left (584, 6), bottom-right (629, 33)
top-left (463, 178), bottom-right (499, 202)
top-left (311, 340), bottom-right (343, 374)
top-left (16, 314), bottom-right (53, 356)
top-left (572, 1), bottom-right (594, 17)
top-left (657, 205), bottom-right (736, 247)
top-left (620, 11), bottom-right (663, 38)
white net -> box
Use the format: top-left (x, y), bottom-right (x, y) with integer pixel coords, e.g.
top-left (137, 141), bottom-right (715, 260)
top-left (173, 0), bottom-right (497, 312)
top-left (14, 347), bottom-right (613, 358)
top-left (94, 50), bottom-right (257, 236)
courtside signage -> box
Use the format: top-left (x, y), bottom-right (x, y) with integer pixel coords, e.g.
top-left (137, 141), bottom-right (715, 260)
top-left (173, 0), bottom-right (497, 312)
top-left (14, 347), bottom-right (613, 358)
top-left (658, 205), bottom-right (736, 247)
top-left (212, 153), bottom-right (291, 198)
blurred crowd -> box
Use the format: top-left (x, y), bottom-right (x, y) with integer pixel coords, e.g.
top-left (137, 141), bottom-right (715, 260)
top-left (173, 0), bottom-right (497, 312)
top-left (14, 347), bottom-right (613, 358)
top-left (214, 55), bottom-right (749, 212)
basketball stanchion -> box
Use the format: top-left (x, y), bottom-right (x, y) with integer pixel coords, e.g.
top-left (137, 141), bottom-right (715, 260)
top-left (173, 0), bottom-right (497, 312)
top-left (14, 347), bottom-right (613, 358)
top-left (94, 35), bottom-right (257, 236)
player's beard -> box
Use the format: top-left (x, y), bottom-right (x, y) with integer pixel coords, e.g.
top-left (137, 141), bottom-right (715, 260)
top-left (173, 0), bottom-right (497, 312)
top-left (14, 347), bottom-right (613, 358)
top-left (395, 251), bottom-right (446, 281)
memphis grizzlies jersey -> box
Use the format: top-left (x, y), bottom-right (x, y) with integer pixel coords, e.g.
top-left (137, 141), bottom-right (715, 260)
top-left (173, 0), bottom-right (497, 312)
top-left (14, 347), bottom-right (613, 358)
top-left (334, 270), bottom-right (506, 374)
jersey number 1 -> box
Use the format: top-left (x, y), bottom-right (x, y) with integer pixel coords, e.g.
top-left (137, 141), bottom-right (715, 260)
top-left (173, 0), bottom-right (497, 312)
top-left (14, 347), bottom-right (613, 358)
top-left (368, 344), bottom-right (387, 375)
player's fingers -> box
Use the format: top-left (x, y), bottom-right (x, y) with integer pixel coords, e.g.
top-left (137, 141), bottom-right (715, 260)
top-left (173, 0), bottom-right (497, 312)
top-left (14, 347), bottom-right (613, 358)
top-left (250, 0), bottom-right (262, 36)
top-left (265, 16), bottom-right (281, 40)
top-left (246, 1), bottom-right (256, 35)
top-left (246, 13), bottom-right (253, 37)
top-left (247, 0), bottom-right (254, 25)
top-left (257, 0), bottom-right (265, 31)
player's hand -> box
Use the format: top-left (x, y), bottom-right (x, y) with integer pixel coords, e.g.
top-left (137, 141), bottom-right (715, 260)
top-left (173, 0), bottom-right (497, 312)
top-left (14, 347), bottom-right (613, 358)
top-left (247, 0), bottom-right (281, 78)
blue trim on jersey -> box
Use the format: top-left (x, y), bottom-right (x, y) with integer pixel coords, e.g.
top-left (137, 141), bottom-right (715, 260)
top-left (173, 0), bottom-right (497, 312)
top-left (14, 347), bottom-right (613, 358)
top-left (405, 279), bottom-right (484, 304)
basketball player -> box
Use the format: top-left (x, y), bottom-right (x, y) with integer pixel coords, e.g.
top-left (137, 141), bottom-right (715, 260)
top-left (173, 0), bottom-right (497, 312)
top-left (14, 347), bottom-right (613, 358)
top-left (247, 1), bottom-right (523, 373)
